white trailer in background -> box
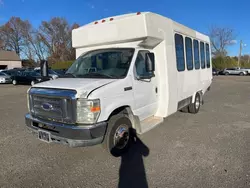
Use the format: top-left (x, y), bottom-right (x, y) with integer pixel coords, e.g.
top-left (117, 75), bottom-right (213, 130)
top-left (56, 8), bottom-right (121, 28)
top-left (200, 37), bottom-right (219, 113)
top-left (25, 12), bottom-right (212, 156)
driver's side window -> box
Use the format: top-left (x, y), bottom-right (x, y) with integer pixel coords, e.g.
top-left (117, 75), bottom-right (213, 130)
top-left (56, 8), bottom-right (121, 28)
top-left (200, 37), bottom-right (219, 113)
top-left (135, 50), bottom-right (150, 77)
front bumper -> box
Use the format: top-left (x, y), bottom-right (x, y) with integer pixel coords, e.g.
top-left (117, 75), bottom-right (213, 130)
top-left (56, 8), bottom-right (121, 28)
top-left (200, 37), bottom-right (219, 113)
top-left (0, 79), bottom-right (11, 83)
top-left (25, 113), bottom-right (107, 147)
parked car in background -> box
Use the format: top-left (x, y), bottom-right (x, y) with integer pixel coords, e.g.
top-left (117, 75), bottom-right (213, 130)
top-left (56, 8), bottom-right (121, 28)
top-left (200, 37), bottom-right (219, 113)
top-left (0, 72), bottom-right (12, 84)
top-left (53, 69), bottom-right (66, 75)
top-left (12, 71), bottom-right (44, 86)
top-left (1, 68), bottom-right (26, 77)
top-left (34, 68), bottom-right (59, 80)
top-left (212, 68), bottom-right (219, 76)
top-left (223, 68), bottom-right (247, 76)
top-left (240, 68), bottom-right (250, 75)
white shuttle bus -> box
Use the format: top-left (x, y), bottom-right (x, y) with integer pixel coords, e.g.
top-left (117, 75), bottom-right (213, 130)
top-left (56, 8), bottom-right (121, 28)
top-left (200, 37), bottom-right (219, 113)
top-left (25, 12), bottom-right (212, 156)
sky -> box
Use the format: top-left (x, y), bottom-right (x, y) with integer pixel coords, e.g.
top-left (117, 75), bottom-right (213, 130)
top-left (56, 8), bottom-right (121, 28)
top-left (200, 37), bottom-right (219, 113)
top-left (0, 0), bottom-right (249, 56)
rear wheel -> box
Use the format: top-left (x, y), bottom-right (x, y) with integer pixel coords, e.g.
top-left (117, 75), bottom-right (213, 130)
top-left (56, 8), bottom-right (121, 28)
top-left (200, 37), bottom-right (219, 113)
top-left (103, 113), bottom-right (133, 157)
top-left (12, 80), bottom-right (17, 85)
top-left (188, 93), bottom-right (201, 114)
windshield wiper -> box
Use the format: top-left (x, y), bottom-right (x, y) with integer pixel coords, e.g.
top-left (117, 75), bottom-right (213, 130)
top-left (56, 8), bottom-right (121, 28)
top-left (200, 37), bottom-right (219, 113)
top-left (77, 72), bottom-right (117, 79)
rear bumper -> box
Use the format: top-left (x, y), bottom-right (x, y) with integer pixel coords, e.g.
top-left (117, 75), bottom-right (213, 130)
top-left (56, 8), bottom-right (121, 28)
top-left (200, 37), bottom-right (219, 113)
top-left (25, 113), bottom-right (107, 147)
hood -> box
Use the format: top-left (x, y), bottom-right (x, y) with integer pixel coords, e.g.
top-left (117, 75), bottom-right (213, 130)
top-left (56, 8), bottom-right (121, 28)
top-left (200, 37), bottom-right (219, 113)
top-left (33, 78), bottom-right (117, 98)
top-left (0, 75), bottom-right (11, 79)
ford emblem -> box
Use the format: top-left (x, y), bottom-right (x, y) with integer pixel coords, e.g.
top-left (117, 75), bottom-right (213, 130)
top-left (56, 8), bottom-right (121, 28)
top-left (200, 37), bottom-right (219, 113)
top-left (41, 103), bottom-right (53, 111)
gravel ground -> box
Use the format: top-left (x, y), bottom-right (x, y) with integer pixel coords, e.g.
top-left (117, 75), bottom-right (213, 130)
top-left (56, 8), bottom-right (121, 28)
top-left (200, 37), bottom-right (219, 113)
top-left (0, 76), bottom-right (250, 188)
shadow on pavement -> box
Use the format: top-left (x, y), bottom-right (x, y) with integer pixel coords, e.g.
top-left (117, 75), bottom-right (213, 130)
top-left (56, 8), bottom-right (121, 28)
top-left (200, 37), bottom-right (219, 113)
top-left (117, 129), bottom-right (150, 188)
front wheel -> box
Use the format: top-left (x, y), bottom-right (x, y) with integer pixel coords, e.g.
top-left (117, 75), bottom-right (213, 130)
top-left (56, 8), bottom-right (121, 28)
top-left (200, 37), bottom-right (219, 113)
top-left (239, 72), bottom-right (244, 76)
top-left (103, 114), bottom-right (132, 157)
top-left (225, 72), bottom-right (229, 76)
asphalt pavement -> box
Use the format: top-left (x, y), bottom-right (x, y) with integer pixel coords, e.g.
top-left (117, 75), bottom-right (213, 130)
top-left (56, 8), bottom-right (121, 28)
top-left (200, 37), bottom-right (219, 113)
top-left (0, 76), bottom-right (250, 188)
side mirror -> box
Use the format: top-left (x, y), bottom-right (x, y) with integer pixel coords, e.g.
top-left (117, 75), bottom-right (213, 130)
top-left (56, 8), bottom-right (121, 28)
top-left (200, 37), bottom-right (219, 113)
top-left (145, 53), bottom-right (155, 73)
top-left (40, 60), bottom-right (49, 77)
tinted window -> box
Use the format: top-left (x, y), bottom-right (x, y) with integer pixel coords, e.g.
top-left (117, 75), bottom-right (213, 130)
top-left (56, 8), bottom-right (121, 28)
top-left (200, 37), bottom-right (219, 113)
top-left (193, 40), bottom-right (200, 69)
top-left (175, 34), bottom-right (185, 71)
top-left (185, 37), bottom-right (193, 70)
top-left (206, 43), bottom-right (211, 68)
top-left (135, 50), bottom-right (152, 77)
top-left (200, 42), bottom-right (205, 69)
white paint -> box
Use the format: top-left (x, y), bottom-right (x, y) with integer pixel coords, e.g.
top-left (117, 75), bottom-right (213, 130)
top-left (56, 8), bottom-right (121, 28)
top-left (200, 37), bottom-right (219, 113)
top-left (31, 12), bottom-right (212, 133)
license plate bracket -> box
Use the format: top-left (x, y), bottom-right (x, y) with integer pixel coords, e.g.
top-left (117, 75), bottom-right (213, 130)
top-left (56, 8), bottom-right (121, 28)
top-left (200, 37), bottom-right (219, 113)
top-left (38, 130), bottom-right (51, 143)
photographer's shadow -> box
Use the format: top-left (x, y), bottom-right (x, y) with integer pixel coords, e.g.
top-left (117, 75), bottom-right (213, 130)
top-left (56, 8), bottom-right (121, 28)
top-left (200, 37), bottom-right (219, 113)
top-left (116, 129), bottom-right (150, 188)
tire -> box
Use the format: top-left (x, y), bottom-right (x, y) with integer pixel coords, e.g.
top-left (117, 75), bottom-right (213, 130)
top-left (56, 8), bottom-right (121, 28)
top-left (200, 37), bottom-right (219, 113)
top-left (103, 113), bottom-right (133, 157)
top-left (239, 72), bottom-right (244, 76)
top-left (188, 93), bottom-right (201, 114)
top-left (12, 80), bottom-right (17, 85)
top-left (180, 106), bottom-right (189, 113)
top-left (31, 80), bottom-right (35, 86)
top-left (225, 72), bottom-right (229, 76)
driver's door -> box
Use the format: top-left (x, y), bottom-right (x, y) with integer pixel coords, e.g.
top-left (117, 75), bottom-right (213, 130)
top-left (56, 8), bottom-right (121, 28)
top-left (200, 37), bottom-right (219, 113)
top-left (132, 50), bottom-right (158, 121)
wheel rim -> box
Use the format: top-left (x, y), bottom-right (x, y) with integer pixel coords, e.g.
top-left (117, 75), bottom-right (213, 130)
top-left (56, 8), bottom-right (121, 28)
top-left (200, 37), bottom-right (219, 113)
top-left (13, 80), bottom-right (16, 85)
top-left (113, 125), bottom-right (129, 150)
top-left (31, 81), bottom-right (34, 86)
top-left (195, 96), bottom-right (200, 109)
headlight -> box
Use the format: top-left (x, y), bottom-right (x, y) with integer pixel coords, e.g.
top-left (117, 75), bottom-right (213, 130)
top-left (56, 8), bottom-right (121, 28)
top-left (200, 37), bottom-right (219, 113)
top-left (76, 99), bottom-right (101, 124)
top-left (0, 78), bottom-right (5, 81)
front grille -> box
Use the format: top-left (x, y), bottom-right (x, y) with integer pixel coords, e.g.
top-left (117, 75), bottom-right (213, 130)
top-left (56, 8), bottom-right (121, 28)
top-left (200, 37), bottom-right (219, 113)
top-left (29, 88), bottom-right (77, 124)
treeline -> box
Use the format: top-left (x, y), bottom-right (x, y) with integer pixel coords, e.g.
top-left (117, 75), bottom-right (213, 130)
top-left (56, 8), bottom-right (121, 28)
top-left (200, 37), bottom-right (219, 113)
top-left (0, 17), bottom-right (247, 70)
top-left (0, 17), bottom-right (79, 64)
top-left (212, 55), bottom-right (250, 70)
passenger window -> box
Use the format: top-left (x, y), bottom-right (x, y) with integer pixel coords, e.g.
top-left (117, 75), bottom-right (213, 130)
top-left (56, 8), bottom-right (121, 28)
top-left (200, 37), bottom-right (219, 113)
top-left (206, 43), bottom-right (211, 68)
top-left (200, 42), bottom-right (205, 69)
top-left (193, 40), bottom-right (200, 69)
top-left (175, 34), bottom-right (185, 71)
top-left (185, 37), bottom-right (193, 70)
top-left (135, 51), bottom-right (152, 77)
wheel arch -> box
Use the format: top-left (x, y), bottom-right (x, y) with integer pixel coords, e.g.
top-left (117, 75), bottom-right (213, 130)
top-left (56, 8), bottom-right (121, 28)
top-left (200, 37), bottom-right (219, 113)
top-left (106, 105), bottom-right (136, 129)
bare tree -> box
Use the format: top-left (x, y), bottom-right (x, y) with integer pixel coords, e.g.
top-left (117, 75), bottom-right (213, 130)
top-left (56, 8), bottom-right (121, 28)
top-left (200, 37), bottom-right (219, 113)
top-left (209, 26), bottom-right (236, 57)
top-left (38, 17), bottom-right (79, 63)
top-left (0, 17), bottom-right (31, 56)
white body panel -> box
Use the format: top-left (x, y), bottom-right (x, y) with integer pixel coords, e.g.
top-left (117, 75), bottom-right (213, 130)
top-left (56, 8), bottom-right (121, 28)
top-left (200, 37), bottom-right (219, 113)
top-left (33, 12), bottom-right (212, 130)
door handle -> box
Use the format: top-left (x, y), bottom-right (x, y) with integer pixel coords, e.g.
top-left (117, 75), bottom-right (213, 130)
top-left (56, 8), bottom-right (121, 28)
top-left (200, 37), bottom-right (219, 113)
top-left (124, 86), bottom-right (133, 91)
top-left (155, 87), bottom-right (158, 93)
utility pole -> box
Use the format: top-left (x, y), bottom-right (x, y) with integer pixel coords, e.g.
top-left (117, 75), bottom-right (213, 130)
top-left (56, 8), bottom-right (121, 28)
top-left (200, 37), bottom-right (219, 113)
top-left (238, 40), bottom-right (243, 68)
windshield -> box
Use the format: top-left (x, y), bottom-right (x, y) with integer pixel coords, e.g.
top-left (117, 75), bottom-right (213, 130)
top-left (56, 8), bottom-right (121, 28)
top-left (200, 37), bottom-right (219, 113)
top-left (0, 72), bottom-right (7, 76)
top-left (66, 48), bottom-right (135, 79)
